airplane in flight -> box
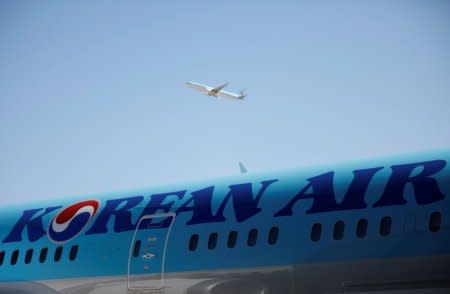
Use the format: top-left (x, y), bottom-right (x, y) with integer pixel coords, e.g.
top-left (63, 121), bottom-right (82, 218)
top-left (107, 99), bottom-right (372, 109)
top-left (186, 81), bottom-right (247, 100)
top-left (0, 150), bottom-right (449, 293)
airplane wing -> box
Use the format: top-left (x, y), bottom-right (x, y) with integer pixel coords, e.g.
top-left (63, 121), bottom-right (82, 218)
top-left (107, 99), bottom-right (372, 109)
top-left (210, 83), bottom-right (228, 94)
top-left (186, 82), bottom-right (210, 92)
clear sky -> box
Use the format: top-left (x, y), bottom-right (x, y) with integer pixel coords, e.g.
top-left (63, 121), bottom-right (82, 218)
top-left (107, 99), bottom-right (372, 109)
top-left (1, 1), bottom-right (450, 204)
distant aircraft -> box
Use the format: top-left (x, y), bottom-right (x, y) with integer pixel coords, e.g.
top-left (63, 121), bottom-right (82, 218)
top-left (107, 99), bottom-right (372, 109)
top-left (186, 81), bottom-right (246, 100)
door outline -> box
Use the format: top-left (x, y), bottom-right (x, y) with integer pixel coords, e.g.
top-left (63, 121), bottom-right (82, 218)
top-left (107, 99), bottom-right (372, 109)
top-left (127, 212), bottom-right (176, 291)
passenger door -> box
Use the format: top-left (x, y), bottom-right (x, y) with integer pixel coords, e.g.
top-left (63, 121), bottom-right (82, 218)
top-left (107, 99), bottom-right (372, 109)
top-left (127, 212), bottom-right (176, 292)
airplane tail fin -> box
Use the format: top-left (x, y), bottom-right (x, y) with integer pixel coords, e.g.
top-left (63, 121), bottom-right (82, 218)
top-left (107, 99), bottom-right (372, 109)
top-left (239, 162), bottom-right (247, 174)
top-left (239, 89), bottom-right (247, 99)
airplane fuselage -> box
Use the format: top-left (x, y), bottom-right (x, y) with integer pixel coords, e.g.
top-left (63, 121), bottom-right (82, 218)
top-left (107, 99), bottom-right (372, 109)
top-left (1, 150), bottom-right (449, 293)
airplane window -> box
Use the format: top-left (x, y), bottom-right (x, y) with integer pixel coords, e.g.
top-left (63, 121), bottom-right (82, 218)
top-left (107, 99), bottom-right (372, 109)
top-left (380, 216), bottom-right (392, 236)
top-left (311, 223), bottom-right (322, 242)
top-left (69, 245), bottom-right (79, 261)
top-left (39, 248), bottom-right (48, 263)
top-left (0, 251), bottom-right (4, 266)
top-left (54, 246), bottom-right (63, 262)
top-left (429, 211), bottom-right (441, 233)
top-left (356, 219), bottom-right (368, 239)
top-left (189, 234), bottom-right (199, 251)
top-left (333, 221), bottom-right (345, 240)
top-left (228, 231), bottom-right (238, 248)
top-left (25, 249), bottom-right (33, 264)
top-left (208, 233), bottom-right (218, 250)
top-left (133, 240), bottom-right (141, 257)
top-left (268, 227), bottom-right (279, 245)
top-left (11, 250), bottom-right (19, 265)
top-left (248, 229), bottom-right (258, 247)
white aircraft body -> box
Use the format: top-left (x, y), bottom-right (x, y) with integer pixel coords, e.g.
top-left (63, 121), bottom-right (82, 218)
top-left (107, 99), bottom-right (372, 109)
top-left (186, 81), bottom-right (246, 100)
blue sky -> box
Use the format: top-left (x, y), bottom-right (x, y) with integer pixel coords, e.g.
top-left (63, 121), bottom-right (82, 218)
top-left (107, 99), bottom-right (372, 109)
top-left (1, 1), bottom-right (450, 203)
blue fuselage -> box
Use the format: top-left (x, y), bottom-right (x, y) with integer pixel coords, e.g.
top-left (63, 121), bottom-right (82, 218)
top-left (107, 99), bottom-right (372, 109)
top-left (1, 150), bottom-right (449, 286)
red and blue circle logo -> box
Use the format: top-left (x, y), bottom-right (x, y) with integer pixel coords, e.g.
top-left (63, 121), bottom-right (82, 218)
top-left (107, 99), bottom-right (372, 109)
top-left (48, 200), bottom-right (100, 243)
